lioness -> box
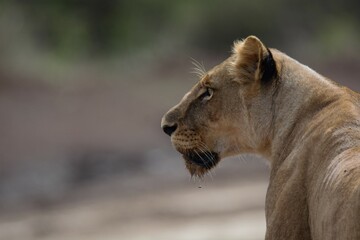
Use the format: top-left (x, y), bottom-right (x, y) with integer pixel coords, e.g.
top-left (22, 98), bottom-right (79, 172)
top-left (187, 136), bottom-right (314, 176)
top-left (161, 36), bottom-right (360, 239)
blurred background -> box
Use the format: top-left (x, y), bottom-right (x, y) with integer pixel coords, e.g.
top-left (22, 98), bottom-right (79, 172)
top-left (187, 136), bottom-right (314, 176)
top-left (0, 1), bottom-right (359, 239)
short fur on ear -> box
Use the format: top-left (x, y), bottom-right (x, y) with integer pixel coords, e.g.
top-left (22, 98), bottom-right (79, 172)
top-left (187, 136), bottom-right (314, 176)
top-left (231, 36), bottom-right (277, 84)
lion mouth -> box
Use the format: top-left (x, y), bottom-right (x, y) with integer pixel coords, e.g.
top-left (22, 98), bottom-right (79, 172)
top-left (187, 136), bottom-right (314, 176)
top-left (182, 150), bottom-right (219, 169)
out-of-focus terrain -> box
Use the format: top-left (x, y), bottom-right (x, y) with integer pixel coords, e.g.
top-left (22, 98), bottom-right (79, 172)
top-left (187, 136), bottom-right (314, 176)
top-left (0, 59), bottom-right (271, 239)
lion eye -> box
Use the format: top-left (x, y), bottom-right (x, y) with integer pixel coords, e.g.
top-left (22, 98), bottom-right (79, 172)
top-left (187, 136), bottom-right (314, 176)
top-left (199, 87), bottom-right (213, 101)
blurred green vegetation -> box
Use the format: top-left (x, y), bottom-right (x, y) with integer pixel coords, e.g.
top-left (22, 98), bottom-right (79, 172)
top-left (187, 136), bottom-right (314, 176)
top-left (0, 0), bottom-right (359, 58)
top-left (0, 0), bottom-right (359, 89)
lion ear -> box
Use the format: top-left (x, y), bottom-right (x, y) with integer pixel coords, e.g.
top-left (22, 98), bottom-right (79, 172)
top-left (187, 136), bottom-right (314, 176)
top-left (231, 36), bottom-right (277, 83)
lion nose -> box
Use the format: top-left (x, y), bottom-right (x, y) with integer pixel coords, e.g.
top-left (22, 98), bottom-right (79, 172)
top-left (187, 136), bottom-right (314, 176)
top-left (161, 107), bottom-right (180, 136)
top-left (162, 123), bottom-right (177, 136)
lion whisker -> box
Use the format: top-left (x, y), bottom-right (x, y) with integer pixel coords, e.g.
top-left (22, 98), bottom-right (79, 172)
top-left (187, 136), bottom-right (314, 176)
top-left (197, 143), bottom-right (218, 180)
top-left (193, 148), bottom-right (210, 169)
top-left (234, 142), bottom-right (248, 164)
top-left (196, 145), bottom-right (216, 179)
top-left (190, 57), bottom-right (207, 79)
top-left (197, 142), bottom-right (216, 165)
top-left (196, 143), bottom-right (213, 160)
top-left (194, 148), bottom-right (214, 180)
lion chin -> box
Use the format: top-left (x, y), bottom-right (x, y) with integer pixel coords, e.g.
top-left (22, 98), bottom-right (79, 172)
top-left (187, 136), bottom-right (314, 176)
top-left (182, 150), bottom-right (220, 177)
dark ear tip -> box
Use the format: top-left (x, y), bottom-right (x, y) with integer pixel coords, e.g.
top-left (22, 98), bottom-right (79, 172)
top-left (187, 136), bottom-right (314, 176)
top-left (261, 49), bottom-right (277, 83)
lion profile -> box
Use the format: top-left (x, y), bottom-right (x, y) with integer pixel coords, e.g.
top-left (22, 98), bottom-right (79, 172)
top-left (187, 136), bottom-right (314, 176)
top-left (161, 36), bottom-right (360, 239)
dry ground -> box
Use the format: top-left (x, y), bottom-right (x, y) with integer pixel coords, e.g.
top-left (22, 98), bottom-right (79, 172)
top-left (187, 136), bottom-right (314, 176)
top-left (0, 172), bottom-right (268, 240)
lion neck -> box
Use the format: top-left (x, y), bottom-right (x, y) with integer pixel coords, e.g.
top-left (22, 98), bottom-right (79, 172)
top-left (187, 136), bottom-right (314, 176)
top-left (248, 51), bottom-right (342, 168)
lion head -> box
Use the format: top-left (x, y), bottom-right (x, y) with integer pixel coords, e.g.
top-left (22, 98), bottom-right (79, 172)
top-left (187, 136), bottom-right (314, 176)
top-left (161, 36), bottom-right (278, 177)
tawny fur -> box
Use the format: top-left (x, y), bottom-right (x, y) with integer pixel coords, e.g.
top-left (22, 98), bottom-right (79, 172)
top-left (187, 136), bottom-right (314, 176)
top-left (161, 36), bottom-right (360, 239)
